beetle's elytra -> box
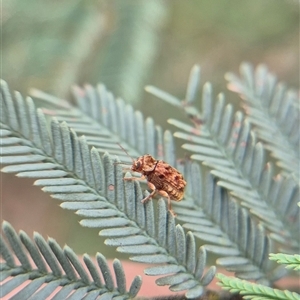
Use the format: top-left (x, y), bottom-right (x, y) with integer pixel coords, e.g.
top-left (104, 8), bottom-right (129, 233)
top-left (118, 145), bottom-right (186, 216)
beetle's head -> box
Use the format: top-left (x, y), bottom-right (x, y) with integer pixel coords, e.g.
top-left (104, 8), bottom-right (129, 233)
top-left (132, 155), bottom-right (156, 173)
top-left (132, 157), bottom-right (144, 172)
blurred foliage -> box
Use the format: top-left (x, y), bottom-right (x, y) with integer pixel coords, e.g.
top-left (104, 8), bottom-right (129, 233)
top-left (2, 0), bottom-right (168, 102)
top-left (3, 0), bottom-right (105, 97)
top-left (2, 0), bottom-right (298, 101)
top-left (96, 0), bottom-right (168, 103)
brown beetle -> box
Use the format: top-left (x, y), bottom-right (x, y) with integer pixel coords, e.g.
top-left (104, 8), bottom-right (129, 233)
top-left (118, 145), bottom-right (186, 216)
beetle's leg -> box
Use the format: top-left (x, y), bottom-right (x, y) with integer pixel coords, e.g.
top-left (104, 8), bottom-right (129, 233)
top-left (141, 182), bottom-right (156, 203)
top-left (124, 175), bottom-right (146, 181)
top-left (157, 190), bottom-right (176, 217)
top-left (119, 167), bottom-right (132, 171)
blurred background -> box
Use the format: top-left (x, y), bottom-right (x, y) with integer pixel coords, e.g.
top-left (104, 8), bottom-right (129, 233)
top-left (2, 0), bottom-right (299, 258)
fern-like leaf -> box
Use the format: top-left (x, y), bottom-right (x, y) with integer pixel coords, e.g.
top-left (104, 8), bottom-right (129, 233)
top-left (30, 84), bottom-right (166, 164)
top-left (0, 220), bottom-right (142, 299)
top-left (225, 63), bottom-right (300, 181)
top-left (174, 163), bottom-right (285, 284)
top-left (146, 65), bottom-right (300, 251)
top-left (1, 80), bottom-right (215, 298)
top-left (269, 253), bottom-right (300, 271)
top-left (217, 273), bottom-right (300, 300)
top-left (29, 78), bottom-right (295, 282)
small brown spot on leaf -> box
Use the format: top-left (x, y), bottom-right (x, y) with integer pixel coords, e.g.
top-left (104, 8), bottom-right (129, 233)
top-left (108, 184), bottom-right (115, 191)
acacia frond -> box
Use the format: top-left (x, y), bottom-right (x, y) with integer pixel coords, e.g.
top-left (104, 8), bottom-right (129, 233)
top-left (146, 65), bottom-right (300, 252)
top-left (225, 63), bottom-right (300, 181)
top-left (29, 77), bottom-right (294, 281)
top-left (30, 84), bottom-right (167, 164)
top-left (0, 221), bottom-right (142, 299)
top-left (1, 80), bottom-right (215, 298)
top-left (174, 163), bottom-right (286, 284)
top-left (269, 253), bottom-right (300, 271)
top-left (217, 273), bottom-right (300, 300)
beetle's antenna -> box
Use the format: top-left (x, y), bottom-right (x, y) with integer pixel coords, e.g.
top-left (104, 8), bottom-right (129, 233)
top-left (117, 143), bottom-right (135, 163)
